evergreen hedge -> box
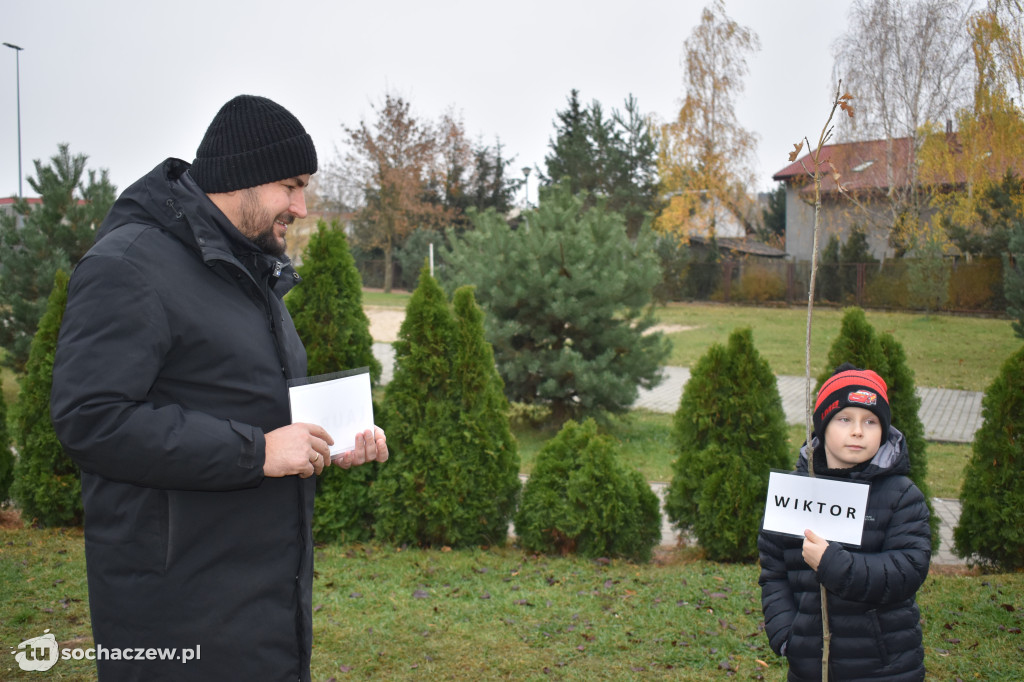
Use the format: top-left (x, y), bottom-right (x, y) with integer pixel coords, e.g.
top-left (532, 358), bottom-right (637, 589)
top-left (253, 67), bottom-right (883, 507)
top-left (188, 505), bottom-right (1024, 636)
top-left (664, 328), bottom-right (790, 562)
top-left (10, 270), bottom-right (82, 526)
top-left (817, 307), bottom-right (939, 550)
top-left (514, 419), bottom-right (661, 563)
top-left (286, 221), bottom-right (383, 544)
top-left (0, 386), bottom-right (11, 502)
top-left (372, 268), bottom-right (520, 548)
top-left (954, 345), bottom-right (1024, 570)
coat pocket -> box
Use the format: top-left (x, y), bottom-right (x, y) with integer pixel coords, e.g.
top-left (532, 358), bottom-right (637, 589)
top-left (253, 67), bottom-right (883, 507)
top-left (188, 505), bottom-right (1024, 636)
top-left (867, 609), bottom-right (891, 663)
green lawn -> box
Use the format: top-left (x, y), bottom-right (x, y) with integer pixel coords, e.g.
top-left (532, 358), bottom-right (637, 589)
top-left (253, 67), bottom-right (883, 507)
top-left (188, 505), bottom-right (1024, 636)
top-left (514, 412), bottom-right (970, 498)
top-left (2, 527), bottom-right (1021, 681)
top-left (653, 302), bottom-right (1019, 392)
top-left (360, 295), bottom-right (1021, 392)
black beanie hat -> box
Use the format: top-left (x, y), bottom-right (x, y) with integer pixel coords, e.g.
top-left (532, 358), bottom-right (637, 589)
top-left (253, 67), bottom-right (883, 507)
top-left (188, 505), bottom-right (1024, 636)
top-left (190, 95), bottom-right (317, 193)
top-left (813, 363), bottom-right (891, 441)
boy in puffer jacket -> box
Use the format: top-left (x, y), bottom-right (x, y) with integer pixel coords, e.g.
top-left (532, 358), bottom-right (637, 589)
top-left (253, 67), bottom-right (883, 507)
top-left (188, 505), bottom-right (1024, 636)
top-left (758, 364), bottom-right (931, 681)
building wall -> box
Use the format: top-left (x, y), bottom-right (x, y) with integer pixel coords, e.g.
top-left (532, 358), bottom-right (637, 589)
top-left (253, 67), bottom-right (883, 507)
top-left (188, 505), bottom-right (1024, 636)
top-left (784, 188), bottom-right (896, 261)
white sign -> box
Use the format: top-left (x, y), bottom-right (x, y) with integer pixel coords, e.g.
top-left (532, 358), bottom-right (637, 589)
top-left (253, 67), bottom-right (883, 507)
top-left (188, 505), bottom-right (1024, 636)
top-left (762, 470), bottom-right (871, 545)
top-left (288, 368), bottom-right (374, 459)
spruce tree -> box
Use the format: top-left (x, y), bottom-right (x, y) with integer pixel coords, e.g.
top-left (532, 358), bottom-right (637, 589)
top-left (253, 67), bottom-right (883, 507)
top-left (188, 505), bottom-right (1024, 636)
top-left (444, 185), bottom-right (669, 422)
top-left (286, 221), bottom-right (381, 543)
top-left (10, 270), bottom-right (82, 526)
top-left (0, 145), bottom-right (115, 371)
top-left (840, 226), bottom-right (876, 300)
top-left (514, 419), bottom-right (661, 562)
top-left (664, 328), bottom-right (790, 561)
top-left (544, 91), bottom-right (661, 238)
top-left (954, 345), bottom-right (1024, 570)
top-left (372, 267), bottom-right (520, 547)
top-left (0, 385), bottom-right (11, 502)
top-left (819, 235), bottom-right (842, 303)
top-left (817, 307), bottom-right (939, 549)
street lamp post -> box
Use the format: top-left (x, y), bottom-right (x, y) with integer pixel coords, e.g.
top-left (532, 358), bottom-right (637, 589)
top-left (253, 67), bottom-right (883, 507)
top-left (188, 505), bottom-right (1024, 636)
top-left (3, 42), bottom-right (24, 199)
top-left (521, 166), bottom-right (531, 207)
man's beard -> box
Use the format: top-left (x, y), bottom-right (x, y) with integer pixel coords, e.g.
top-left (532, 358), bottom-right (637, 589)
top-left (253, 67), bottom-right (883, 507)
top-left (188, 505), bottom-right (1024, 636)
top-left (239, 188), bottom-right (289, 258)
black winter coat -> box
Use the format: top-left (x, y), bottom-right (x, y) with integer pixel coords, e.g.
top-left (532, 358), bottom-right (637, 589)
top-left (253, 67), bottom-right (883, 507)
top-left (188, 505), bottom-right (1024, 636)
top-left (757, 428), bottom-right (931, 682)
top-left (51, 159), bottom-right (314, 681)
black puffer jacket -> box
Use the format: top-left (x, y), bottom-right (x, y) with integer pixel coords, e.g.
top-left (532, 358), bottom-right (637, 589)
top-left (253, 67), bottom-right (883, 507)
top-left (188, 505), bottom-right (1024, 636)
top-left (758, 428), bottom-right (931, 681)
top-left (51, 159), bottom-right (314, 681)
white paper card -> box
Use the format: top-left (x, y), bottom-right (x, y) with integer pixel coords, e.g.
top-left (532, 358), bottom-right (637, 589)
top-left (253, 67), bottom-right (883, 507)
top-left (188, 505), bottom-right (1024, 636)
top-left (288, 368), bottom-right (374, 459)
top-left (762, 470), bottom-right (871, 545)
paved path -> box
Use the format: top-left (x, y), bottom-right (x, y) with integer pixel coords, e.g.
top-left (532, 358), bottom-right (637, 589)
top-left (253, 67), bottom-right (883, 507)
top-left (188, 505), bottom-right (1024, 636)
top-left (635, 368), bottom-right (984, 444)
top-left (373, 344), bottom-right (968, 565)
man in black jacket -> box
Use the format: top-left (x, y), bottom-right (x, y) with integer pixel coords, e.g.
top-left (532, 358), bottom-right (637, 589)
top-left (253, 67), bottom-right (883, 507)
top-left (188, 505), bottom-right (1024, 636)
top-left (50, 95), bottom-right (387, 681)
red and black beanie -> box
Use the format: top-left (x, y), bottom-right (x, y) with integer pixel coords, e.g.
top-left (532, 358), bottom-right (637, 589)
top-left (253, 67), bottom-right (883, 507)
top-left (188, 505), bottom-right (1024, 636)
top-left (813, 363), bottom-right (891, 440)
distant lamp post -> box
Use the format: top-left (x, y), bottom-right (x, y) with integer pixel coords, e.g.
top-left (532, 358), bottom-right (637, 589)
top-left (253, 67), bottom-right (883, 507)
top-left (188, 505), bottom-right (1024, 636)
top-left (3, 42), bottom-right (23, 198)
top-left (521, 166), bottom-right (531, 207)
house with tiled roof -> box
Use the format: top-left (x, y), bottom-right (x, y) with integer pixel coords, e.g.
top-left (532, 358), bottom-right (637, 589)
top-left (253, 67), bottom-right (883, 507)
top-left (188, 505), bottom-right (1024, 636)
top-left (772, 137), bottom-right (929, 261)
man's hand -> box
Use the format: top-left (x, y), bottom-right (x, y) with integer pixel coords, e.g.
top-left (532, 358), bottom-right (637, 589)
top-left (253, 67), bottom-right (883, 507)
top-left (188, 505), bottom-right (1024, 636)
top-left (802, 529), bottom-right (830, 571)
top-left (263, 423), bottom-right (333, 478)
top-left (331, 426), bottom-right (388, 470)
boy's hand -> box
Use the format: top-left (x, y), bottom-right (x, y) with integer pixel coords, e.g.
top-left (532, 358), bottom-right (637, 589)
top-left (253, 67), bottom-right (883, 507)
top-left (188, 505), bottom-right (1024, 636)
top-left (802, 529), bottom-right (829, 571)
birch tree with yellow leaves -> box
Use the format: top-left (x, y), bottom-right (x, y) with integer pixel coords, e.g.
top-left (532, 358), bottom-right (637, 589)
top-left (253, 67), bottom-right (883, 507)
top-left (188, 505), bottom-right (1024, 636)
top-left (656, 0), bottom-right (760, 240)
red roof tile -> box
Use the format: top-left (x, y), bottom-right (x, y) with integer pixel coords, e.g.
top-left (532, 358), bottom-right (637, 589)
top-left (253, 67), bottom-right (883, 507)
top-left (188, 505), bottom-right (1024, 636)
top-left (772, 138), bottom-right (916, 193)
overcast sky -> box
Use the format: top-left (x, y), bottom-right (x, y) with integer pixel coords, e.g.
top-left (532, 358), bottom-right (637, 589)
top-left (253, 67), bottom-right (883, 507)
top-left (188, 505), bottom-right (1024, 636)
top-left (2, 0), bottom-right (856, 204)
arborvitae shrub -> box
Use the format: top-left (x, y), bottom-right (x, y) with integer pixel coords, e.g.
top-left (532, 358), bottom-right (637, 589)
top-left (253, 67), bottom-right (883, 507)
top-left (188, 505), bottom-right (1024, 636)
top-left (691, 444), bottom-right (769, 561)
top-left (372, 268), bottom-right (521, 547)
top-left (286, 220), bottom-right (383, 544)
top-left (817, 307), bottom-right (939, 549)
top-left (449, 286), bottom-right (521, 543)
top-left (954, 345), bottom-right (1024, 570)
top-left (0, 386), bottom-right (11, 502)
top-left (514, 419), bottom-right (660, 563)
top-left (11, 271), bottom-right (82, 526)
top-left (664, 328), bottom-right (789, 561)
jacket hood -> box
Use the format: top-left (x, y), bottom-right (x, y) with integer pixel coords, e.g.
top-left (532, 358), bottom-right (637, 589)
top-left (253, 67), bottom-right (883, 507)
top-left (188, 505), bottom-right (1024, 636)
top-left (96, 158), bottom-right (299, 294)
top-left (797, 426), bottom-right (910, 481)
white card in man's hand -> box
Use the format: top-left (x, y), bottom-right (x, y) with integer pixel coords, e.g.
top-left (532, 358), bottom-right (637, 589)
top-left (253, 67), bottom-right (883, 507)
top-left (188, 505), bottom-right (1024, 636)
top-left (287, 368), bottom-right (374, 458)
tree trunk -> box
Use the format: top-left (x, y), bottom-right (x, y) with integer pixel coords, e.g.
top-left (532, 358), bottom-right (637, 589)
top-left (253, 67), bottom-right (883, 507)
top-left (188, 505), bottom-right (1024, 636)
top-left (383, 244), bottom-right (394, 293)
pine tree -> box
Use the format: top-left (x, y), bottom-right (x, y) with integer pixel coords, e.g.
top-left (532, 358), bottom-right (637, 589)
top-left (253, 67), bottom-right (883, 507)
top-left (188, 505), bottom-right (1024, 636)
top-left (372, 268), bottom-right (520, 547)
top-left (817, 307), bottom-right (939, 549)
top-left (954, 344), bottom-right (1024, 570)
top-left (10, 270), bottom-right (82, 526)
top-left (664, 328), bottom-right (790, 561)
top-left (285, 220), bottom-right (382, 543)
top-left (444, 185), bottom-right (670, 422)
top-left (0, 145), bottom-right (116, 371)
top-left (514, 419), bottom-right (661, 562)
